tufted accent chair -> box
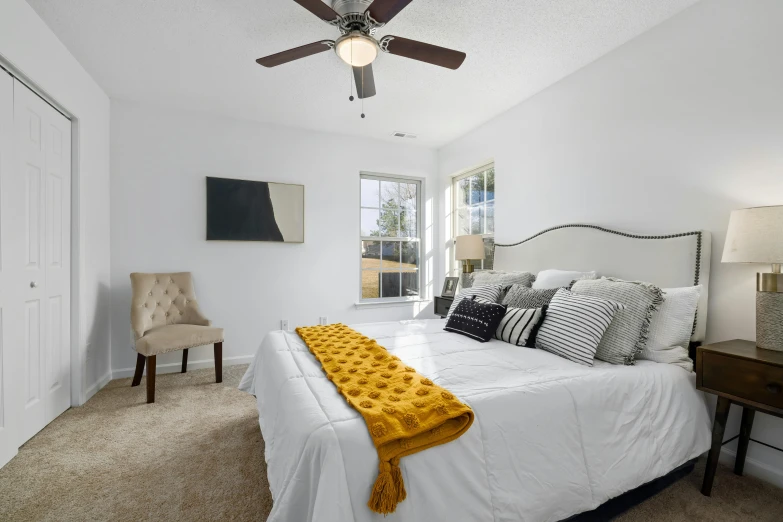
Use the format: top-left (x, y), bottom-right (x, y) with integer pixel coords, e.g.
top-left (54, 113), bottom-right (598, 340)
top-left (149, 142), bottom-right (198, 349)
top-left (129, 272), bottom-right (224, 403)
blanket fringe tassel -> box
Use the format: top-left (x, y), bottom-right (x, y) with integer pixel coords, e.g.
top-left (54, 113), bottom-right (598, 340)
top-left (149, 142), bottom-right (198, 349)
top-left (391, 457), bottom-right (406, 503)
top-left (369, 458), bottom-right (405, 514)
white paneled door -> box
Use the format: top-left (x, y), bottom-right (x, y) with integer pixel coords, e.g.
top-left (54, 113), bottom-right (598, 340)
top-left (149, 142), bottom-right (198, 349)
top-left (0, 75), bottom-right (71, 467)
top-left (0, 71), bottom-right (14, 468)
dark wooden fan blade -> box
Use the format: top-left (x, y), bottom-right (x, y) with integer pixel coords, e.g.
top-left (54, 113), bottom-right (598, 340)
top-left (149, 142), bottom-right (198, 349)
top-left (383, 36), bottom-right (465, 69)
top-left (353, 65), bottom-right (377, 99)
top-left (256, 41), bottom-right (334, 68)
top-left (293, 0), bottom-right (340, 22)
top-left (365, 0), bottom-right (415, 24)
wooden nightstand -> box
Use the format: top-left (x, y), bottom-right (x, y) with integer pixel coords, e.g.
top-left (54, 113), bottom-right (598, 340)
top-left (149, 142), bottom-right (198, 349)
top-left (434, 296), bottom-right (454, 318)
top-left (696, 339), bottom-right (783, 496)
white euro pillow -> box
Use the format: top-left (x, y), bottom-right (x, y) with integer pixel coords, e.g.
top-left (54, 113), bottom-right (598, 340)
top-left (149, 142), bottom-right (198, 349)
top-left (637, 285), bottom-right (702, 371)
top-left (532, 269), bottom-right (597, 289)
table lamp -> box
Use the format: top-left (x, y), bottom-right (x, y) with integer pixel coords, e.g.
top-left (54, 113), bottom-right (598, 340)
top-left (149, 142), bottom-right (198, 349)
top-left (455, 234), bottom-right (485, 274)
top-left (722, 205), bottom-right (783, 351)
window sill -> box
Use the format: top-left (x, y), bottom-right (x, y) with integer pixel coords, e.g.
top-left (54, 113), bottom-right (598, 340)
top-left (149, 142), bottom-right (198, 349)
top-left (354, 299), bottom-right (432, 310)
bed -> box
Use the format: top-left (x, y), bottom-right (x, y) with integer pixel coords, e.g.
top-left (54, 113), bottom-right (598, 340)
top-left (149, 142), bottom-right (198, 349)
top-left (239, 225), bottom-right (714, 521)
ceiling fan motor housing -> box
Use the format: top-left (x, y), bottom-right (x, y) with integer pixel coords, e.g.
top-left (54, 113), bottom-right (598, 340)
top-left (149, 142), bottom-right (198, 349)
top-left (331, 0), bottom-right (373, 17)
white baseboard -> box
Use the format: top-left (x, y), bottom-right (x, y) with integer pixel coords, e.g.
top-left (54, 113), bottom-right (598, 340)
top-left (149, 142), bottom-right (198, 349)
top-left (111, 354), bottom-right (254, 379)
top-left (85, 370), bottom-right (112, 402)
top-left (720, 446), bottom-right (783, 488)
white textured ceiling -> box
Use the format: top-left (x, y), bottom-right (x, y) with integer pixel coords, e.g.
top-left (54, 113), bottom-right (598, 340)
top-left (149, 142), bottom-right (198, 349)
top-left (27, 0), bottom-right (698, 147)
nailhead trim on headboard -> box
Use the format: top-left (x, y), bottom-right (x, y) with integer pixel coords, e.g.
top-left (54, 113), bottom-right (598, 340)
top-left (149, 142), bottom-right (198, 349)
top-left (495, 224), bottom-right (704, 334)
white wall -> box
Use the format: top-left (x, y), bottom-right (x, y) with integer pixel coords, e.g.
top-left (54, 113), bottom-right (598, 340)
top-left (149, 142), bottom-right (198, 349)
top-left (0, 0), bottom-right (112, 403)
top-left (110, 100), bottom-right (438, 376)
top-left (438, 0), bottom-right (783, 486)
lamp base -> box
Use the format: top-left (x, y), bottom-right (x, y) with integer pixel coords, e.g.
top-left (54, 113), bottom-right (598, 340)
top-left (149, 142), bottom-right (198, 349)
top-left (462, 261), bottom-right (475, 274)
top-left (757, 272), bottom-right (783, 352)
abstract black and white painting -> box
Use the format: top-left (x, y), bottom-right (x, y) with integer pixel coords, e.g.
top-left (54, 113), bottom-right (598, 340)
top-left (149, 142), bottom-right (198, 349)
top-left (206, 177), bottom-right (304, 242)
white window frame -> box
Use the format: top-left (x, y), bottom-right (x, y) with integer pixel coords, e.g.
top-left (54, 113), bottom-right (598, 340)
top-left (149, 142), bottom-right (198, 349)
top-left (451, 162), bottom-right (495, 275)
top-left (359, 172), bottom-right (423, 303)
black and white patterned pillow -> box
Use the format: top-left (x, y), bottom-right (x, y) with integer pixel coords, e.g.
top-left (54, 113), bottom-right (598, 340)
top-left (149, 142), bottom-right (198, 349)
top-left (444, 297), bottom-right (507, 343)
top-left (502, 285), bottom-right (560, 309)
top-left (446, 285), bottom-right (503, 319)
top-left (495, 306), bottom-right (547, 347)
top-left (570, 277), bottom-right (664, 365)
top-left (535, 289), bottom-right (625, 366)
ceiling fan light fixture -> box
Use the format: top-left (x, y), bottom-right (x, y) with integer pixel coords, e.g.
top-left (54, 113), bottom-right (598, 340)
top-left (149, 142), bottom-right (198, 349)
top-left (335, 32), bottom-right (378, 67)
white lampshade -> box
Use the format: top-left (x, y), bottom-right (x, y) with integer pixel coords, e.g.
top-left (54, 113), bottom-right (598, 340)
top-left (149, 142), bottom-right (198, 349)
top-left (455, 235), bottom-right (486, 260)
top-left (722, 206), bottom-right (783, 264)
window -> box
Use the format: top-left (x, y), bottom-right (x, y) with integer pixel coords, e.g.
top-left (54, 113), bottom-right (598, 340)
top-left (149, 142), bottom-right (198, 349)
top-left (453, 164), bottom-right (495, 272)
top-left (360, 174), bottom-right (421, 301)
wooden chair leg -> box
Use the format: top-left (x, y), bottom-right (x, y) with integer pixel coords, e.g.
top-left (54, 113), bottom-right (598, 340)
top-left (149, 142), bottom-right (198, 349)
top-left (146, 355), bottom-right (157, 404)
top-left (181, 348), bottom-right (189, 373)
top-left (214, 342), bottom-right (223, 384)
top-left (131, 353), bottom-right (146, 387)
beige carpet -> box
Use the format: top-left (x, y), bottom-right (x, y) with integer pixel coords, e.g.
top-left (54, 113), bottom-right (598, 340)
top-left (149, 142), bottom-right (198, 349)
top-left (0, 365), bottom-right (781, 521)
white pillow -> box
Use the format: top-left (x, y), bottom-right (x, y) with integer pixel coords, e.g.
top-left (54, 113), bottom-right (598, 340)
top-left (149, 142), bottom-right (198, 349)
top-left (532, 269), bottom-right (597, 289)
top-left (637, 285), bottom-right (702, 371)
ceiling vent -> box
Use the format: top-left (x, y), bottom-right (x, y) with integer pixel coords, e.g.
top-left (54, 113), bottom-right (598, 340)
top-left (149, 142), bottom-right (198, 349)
top-left (392, 131), bottom-right (417, 139)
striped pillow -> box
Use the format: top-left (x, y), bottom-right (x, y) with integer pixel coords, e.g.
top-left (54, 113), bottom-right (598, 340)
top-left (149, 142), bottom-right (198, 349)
top-left (495, 307), bottom-right (547, 347)
top-left (446, 285), bottom-right (503, 319)
top-left (535, 289), bottom-right (625, 366)
top-left (570, 278), bottom-right (664, 365)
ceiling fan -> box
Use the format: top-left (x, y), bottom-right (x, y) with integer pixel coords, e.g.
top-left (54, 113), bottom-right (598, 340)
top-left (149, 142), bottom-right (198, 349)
top-left (256, 0), bottom-right (467, 101)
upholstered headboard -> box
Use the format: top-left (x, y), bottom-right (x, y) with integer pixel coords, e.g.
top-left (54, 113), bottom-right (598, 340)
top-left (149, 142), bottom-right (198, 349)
top-left (493, 225), bottom-right (711, 342)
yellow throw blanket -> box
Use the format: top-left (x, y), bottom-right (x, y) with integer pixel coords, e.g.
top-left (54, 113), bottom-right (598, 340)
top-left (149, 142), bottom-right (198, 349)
top-left (296, 324), bottom-right (474, 514)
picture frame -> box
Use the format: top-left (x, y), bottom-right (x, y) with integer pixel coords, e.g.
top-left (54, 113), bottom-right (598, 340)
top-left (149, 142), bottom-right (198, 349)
top-left (206, 177), bottom-right (304, 243)
top-left (441, 276), bottom-right (459, 298)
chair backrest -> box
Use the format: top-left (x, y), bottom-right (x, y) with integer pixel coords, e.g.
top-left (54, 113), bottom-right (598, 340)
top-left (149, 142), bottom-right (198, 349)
top-left (130, 272), bottom-right (207, 339)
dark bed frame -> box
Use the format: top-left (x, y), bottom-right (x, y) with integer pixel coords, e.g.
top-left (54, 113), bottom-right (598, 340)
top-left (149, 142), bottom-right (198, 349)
top-left (566, 458), bottom-right (698, 521)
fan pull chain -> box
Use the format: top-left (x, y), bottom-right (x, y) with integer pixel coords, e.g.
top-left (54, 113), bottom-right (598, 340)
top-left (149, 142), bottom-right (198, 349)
top-left (349, 43), bottom-right (354, 102)
top-left (361, 65), bottom-right (366, 119)
top-left (349, 66), bottom-right (354, 102)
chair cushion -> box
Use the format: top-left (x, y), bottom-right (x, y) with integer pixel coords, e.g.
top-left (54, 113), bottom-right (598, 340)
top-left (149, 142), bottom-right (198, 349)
top-left (136, 324), bottom-right (224, 356)
top-left (130, 272), bottom-right (211, 339)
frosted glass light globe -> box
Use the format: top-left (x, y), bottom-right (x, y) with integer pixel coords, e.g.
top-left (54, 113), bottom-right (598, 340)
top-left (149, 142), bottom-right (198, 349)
top-left (335, 33), bottom-right (378, 67)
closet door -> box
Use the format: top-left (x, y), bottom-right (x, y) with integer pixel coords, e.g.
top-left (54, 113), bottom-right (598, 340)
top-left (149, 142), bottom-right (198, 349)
top-left (0, 71), bottom-right (17, 468)
top-left (41, 86), bottom-right (71, 424)
top-left (12, 79), bottom-right (71, 445)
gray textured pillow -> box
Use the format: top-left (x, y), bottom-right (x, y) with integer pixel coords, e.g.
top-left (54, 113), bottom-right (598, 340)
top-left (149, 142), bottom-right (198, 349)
top-left (472, 270), bottom-right (535, 288)
top-left (502, 286), bottom-right (559, 309)
top-left (461, 270), bottom-right (535, 290)
top-left (570, 277), bottom-right (663, 365)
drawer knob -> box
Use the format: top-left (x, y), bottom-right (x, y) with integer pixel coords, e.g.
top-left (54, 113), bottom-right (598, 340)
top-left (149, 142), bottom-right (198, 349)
top-left (767, 383), bottom-right (782, 394)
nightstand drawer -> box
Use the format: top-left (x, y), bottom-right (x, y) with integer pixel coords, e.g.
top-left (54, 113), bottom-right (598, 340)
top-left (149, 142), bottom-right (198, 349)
top-left (702, 352), bottom-right (783, 409)
top-left (434, 297), bottom-right (453, 318)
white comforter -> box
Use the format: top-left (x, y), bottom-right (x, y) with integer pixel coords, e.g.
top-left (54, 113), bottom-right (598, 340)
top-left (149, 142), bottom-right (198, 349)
top-left (239, 319), bottom-right (711, 522)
